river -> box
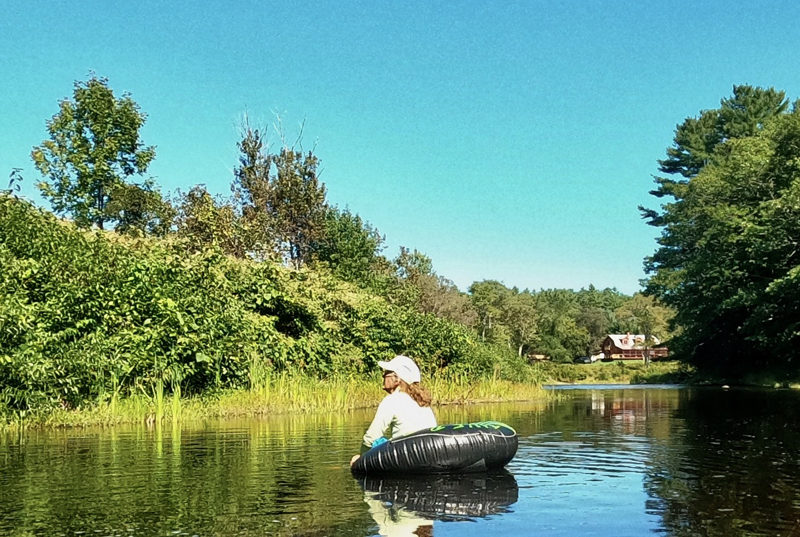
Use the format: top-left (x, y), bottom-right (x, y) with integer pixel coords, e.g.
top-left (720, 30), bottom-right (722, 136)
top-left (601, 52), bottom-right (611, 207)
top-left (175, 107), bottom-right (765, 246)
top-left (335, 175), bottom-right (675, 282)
top-left (2, 386), bottom-right (800, 536)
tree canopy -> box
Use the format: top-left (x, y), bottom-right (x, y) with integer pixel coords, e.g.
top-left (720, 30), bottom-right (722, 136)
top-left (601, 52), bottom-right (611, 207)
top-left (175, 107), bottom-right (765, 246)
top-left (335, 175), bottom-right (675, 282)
top-left (644, 85), bottom-right (800, 376)
top-left (32, 76), bottom-right (156, 230)
top-left (232, 123), bottom-right (328, 267)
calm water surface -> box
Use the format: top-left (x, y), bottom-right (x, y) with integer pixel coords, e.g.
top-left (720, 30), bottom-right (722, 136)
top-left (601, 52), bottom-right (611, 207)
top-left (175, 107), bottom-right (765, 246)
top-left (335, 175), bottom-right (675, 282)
top-left (3, 386), bottom-right (800, 536)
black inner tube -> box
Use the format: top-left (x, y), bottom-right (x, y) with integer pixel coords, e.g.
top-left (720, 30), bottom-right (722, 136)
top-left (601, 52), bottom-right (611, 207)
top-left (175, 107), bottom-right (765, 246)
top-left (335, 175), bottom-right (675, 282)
top-left (351, 421), bottom-right (518, 475)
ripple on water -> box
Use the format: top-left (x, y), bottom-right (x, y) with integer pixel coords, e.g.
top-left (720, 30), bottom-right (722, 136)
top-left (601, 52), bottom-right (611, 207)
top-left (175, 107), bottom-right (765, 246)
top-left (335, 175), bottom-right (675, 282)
top-left (513, 431), bottom-right (652, 480)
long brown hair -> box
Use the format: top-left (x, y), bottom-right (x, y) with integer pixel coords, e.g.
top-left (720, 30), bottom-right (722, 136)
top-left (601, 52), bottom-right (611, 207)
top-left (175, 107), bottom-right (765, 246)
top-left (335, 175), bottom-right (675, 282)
top-left (398, 380), bottom-right (432, 407)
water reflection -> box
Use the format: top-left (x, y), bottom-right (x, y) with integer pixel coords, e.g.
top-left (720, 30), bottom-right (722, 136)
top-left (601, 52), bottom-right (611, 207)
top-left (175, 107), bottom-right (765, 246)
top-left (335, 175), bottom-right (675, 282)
top-left (0, 416), bottom-right (375, 536)
top-left (358, 471), bottom-right (518, 536)
top-left (539, 386), bottom-right (800, 536)
top-left (645, 388), bottom-right (800, 537)
top-left (4, 390), bottom-right (800, 536)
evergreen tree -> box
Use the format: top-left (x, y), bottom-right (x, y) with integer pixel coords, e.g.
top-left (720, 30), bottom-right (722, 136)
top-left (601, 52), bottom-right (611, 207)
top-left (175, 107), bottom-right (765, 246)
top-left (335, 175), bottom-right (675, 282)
top-left (644, 88), bottom-right (800, 375)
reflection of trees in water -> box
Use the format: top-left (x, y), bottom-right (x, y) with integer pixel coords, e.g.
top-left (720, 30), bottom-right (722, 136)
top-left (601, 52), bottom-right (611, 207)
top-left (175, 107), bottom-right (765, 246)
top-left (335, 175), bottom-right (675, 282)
top-left (643, 389), bottom-right (800, 536)
top-left (0, 419), bottom-right (375, 536)
top-left (358, 471), bottom-right (518, 536)
top-left (535, 388), bottom-right (683, 441)
top-left (536, 388), bottom-right (800, 534)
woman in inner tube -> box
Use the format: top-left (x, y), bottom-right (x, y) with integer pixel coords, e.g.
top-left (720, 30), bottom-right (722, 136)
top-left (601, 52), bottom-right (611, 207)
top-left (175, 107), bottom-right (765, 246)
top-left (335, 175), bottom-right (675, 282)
top-left (350, 355), bottom-right (437, 467)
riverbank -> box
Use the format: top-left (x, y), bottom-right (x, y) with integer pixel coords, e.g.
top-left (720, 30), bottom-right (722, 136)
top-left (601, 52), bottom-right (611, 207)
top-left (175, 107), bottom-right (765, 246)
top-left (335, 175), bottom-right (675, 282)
top-left (0, 373), bottom-right (550, 430)
top-left (10, 359), bottom-right (795, 430)
top-left (537, 360), bottom-right (693, 385)
top-left (540, 360), bottom-right (800, 389)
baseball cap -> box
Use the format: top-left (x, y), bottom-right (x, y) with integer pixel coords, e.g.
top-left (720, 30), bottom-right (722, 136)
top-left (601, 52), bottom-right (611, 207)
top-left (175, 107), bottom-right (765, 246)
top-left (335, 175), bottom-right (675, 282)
top-left (378, 355), bottom-right (421, 384)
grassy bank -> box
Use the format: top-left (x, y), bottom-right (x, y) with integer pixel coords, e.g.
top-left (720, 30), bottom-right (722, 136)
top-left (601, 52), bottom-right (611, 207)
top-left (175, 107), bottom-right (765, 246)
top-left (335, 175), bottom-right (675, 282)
top-left (536, 360), bottom-right (695, 385)
top-left (0, 361), bottom-right (723, 430)
top-left (17, 358), bottom-right (800, 430)
top-left (1, 372), bottom-right (550, 430)
top-left (538, 359), bottom-right (800, 388)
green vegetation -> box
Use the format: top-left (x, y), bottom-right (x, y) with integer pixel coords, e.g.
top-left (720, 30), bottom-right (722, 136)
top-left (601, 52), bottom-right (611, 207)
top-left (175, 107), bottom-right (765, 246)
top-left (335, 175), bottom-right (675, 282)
top-left (643, 85), bottom-right (800, 380)
top-left (31, 76), bottom-right (164, 232)
top-left (13, 373), bottom-right (548, 429)
top-left (5, 73), bottom-right (736, 427)
top-left (0, 191), bottom-right (548, 426)
top-left (0, 188), bottom-right (667, 425)
top-left (539, 360), bottom-right (693, 385)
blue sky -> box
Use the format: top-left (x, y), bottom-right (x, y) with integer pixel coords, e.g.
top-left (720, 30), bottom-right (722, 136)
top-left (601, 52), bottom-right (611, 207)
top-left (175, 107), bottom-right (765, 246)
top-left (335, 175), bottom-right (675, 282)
top-left (3, 1), bottom-right (800, 295)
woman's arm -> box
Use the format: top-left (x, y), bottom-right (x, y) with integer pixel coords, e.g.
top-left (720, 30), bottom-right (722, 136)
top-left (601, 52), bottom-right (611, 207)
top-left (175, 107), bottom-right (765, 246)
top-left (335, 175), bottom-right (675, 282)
top-left (362, 397), bottom-right (395, 448)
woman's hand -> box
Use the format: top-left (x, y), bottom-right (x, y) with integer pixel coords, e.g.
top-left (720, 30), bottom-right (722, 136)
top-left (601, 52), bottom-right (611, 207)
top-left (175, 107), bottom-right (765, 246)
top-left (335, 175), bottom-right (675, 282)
top-left (350, 454), bottom-right (360, 467)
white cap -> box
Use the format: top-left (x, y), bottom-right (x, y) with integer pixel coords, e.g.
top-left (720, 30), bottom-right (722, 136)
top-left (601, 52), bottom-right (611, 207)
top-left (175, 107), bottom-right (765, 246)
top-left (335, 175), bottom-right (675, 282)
top-left (378, 355), bottom-right (421, 384)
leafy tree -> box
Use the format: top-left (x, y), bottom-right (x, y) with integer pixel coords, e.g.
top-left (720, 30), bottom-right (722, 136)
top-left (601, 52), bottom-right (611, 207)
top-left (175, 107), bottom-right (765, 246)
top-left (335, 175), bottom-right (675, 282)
top-left (32, 76), bottom-right (155, 230)
top-left (415, 274), bottom-right (477, 327)
top-left (311, 206), bottom-right (384, 285)
top-left (533, 289), bottom-right (588, 362)
top-left (265, 144), bottom-right (327, 268)
top-left (615, 294), bottom-right (674, 365)
top-left (393, 247), bottom-right (476, 326)
top-left (104, 180), bottom-right (175, 236)
top-left (502, 290), bottom-right (538, 357)
top-left (232, 122), bottom-right (328, 267)
top-left (232, 122), bottom-right (274, 258)
top-left (394, 246), bottom-right (434, 280)
top-left (643, 86), bottom-right (789, 227)
top-left (575, 307), bottom-right (611, 353)
top-left (574, 285), bottom-right (629, 351)
top-left (175, 185), bottom-right (245, 256)
top-left (644, 92), bottom-right (800, 375)
top-left (615, 294), bottom-right (673, 340)
top-left (575, 285), bottom-right (628, 314)
top-left (469, 280), bottom-right (512, 343)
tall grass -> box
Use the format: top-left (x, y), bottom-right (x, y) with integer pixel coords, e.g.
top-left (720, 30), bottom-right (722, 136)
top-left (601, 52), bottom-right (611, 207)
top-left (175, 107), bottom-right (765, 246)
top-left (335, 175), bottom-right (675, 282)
top-left (430, 370), bottom-right (546, 405)
top-left (218, 370), bottom-right (379, 416)
top-left (152, 379), bottom-right (165, 423)
top-left (0, 369), bottom-right (550, 429)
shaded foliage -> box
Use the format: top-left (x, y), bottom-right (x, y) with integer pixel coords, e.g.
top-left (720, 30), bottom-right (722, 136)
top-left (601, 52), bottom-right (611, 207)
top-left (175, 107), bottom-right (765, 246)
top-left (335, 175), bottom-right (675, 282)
top-left (105, 180), bottom-right (175, 236)
top-left (644, 85), bottom-right (800, 376)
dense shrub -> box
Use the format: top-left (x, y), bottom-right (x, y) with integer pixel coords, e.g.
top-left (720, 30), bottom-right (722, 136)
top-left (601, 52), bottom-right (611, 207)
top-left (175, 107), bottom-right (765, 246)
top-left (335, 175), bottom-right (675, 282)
top-left (1, 195), bottom-right (529, 416)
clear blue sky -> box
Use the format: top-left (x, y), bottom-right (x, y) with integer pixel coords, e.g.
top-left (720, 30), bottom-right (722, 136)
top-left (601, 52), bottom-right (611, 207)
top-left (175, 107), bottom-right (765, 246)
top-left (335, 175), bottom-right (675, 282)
top-left (4, 1), bottom-right (800, 295)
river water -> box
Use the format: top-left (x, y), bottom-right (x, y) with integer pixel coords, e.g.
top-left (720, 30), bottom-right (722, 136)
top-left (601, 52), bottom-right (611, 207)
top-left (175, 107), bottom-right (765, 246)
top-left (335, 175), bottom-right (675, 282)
top-left (2, 386), bottom-right (800, 536)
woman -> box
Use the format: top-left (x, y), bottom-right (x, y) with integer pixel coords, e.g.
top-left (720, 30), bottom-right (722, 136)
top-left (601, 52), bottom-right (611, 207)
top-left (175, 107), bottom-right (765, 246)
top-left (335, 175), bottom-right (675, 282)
top-left (350, 355), bottom-right (436, 466)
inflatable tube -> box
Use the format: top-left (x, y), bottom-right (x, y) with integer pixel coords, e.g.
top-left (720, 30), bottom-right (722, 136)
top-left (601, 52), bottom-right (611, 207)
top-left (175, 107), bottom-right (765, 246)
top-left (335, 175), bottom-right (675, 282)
top-left (358, 470), bottom-right (519, 521)
top-left (351, 421), bottom-right (518, 475)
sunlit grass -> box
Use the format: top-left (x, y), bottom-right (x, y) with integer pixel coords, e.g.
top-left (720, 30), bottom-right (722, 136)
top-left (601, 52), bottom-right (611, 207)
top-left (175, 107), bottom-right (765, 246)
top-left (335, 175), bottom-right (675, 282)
top-left (538, 359), bottom-right (692, 385)
top-left (0, 371), bottom-right (550, 430)
top-left (430, 375), bottom-right (546, 405)
top-left (8, 359), bottom-right (800, 431)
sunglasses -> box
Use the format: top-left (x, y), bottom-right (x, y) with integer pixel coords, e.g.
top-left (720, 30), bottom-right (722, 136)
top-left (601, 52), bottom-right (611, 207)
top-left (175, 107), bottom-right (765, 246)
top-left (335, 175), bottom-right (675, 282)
top-left (382, 372), bottom-right (397, 379)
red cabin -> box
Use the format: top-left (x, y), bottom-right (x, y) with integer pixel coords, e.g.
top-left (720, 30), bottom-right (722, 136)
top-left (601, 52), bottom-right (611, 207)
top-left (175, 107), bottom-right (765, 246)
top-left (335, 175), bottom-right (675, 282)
top-left (600, 333), bottom-right (669, 361)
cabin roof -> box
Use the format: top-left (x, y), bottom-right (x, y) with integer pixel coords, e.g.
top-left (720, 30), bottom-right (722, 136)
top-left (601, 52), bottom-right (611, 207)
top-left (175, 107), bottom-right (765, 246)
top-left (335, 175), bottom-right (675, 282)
top-left (605, 334), bottom-right (661, 349)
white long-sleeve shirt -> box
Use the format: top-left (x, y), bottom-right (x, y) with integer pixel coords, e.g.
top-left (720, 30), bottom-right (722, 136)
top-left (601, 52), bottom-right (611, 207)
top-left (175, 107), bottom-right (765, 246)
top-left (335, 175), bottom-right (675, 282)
top-left (362, 390), bottom-right (437, 448)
